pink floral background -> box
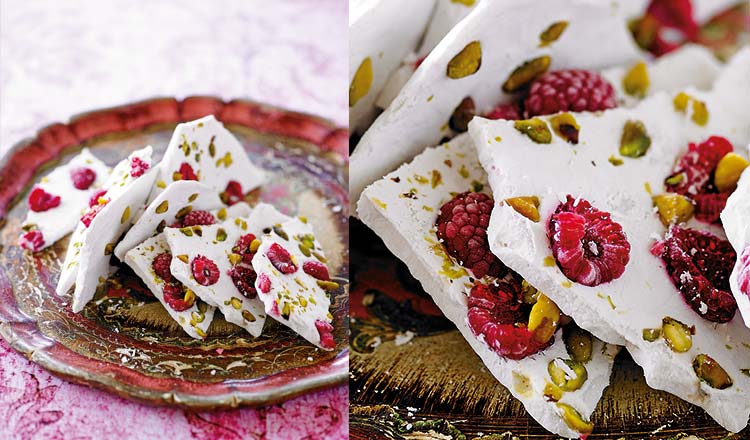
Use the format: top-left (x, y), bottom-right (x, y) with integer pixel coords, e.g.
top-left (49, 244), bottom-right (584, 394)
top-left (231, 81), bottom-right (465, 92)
top-left (0, 1), bottom-right (348, 439)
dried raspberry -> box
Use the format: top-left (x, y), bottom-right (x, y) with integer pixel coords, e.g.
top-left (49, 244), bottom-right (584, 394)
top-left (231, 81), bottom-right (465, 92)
top-left (435, 192), bottom-right (507, 279)
top-left (257, 273), bottom-right (272, 294)
top-left (181, 210), bottom-right (216, 227)
top-left (484, 103), bottom-right (521, 121)
top-left (633, 0), bottom-right (698, 56)
top-left (266, 243), bottom-right (297, 274)
top-left (737, 247), bottom-right (750, 298)
top-left (666, 136), bottom-right (733, 197)
top-left (191, 255), bottom-right (220, 286)
top-left (88, 189), bottom-right (107, 207)
top-left (28, 187), bottom-right (61, 212)
top-left (548, 196), bottom-right (630, 286)
top-left (653, 225), bottom-right (737, 323)
top-left (524, 70), bottom-right (617, 117)
top-left (233, 233), bottom-right (258, 264)
top-left (228, 264), bottom-right (258, 298)
top-left (80, 200), bottom-right (109, 227)
top-left (70, 167), bottom-right (97, 190)
top-left (19, 230), bottom-right (45, 252)
top-left (467, 280), bottom-right (550, 360)
top-left (222, 180), bottom-right (245, 206)
top-left (152, 252), bottom-right (173, 283)
top-left (693, 193), bottom-right (729, 224)
top-left (315, 319), bottom-right (335, 350)
top-left (163, 283), bottom-right (190, 312)
top-left (130, 156), bottom-right (150, 177)
top-left (178, 162), bottom-right (198, 181)
top-left (303, 260), bottom-right (330, 281)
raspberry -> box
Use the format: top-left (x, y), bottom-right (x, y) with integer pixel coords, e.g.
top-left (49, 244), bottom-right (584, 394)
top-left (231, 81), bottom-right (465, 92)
top-left (181, 210), bottom-right (216, 227)
top-left (466, 279), bottom-right (551, 360)
top-left (70, 167), bottom-right (97, 190)
top-left (266, 243), bottom-right (297, 274)
top-left (191, 255), bottom-right (220, 286)
top-left (524, 70), bottom-right (617, 117)
top-left (88, 189), bottom-right (107, 207)
top-left (736, 247), bottom-right (750, 299)
top-left (257, 273), bottom-right (272, 294)
top-left (222, 180), bottom-right (245, 206)
top-left (228, 264), bottom-right (258, 298)
top-left (178, 162), bottom-right (198, 181)
top-left (653, 226), bottom-right (737, 323)
top-left (548, 196), bottom-right (630, 286)
top-left (28, 187), bottom-right (61, 212)
top-left (315, 319), bottom-right (335, 350)
top-left (666, 136), bottom-right (733, 197)
top-left (693, 193), bottom-right (729, 224)
top-left (435, 192), bottom-right (507, 279)
top-left (19, 230), bottom-right (45, 252)
top-left (152, 252), bottom-right (173, 283)
top-left (633, 0), bottom-right (697, 56)
top-left (484, 103), bottom-right (521, 121)
top-left (233, 233), bottom-right (258, 264)
top-left (130, 156), bottom-right (150, 177)
top-left (303, 260), bottom-right (330, 281)
top-left (80, 200), bottom-right (109, 227)
top-left (163, 283), bottom-right (190, 312)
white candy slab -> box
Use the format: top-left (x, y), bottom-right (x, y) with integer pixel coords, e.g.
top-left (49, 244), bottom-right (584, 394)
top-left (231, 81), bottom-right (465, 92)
top-left (150, 115), bottom-right (265, 204)
top-left (358, 134), bottom-right (618, 438)
top-left (71, 146), bottom-right (158, 312)
top-left (252, 217), bottom-right (334, 350)
top-left (124, 234), bottom-right (215, 340)
top-left (349, 0), bottom-right (436, 133)
top-left (350, 0), bottom-right (641, 214)
top-left (114, 181), bottom-right (223, 260)
top-left (21, 148), bottom-right (110, 251)
top-left (721, 163), bottom-right (750, 328)
top-left (164, 203), bottom-right (289, 337)
top-left (470, 50), bottom-right (750, 431)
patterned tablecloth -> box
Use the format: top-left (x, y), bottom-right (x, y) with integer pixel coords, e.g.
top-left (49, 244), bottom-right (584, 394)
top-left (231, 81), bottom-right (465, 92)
top-left (0, 1), bottom-right (348, 439)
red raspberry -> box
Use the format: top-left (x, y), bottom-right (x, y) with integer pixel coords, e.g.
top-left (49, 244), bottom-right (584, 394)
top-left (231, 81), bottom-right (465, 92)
top-left (266, 243), bottom-right (297, 274)
top-left (484, 103), bottom-right (521, 121)
top-left (653, 226), bottom-right (737, 323)
top-left (233, 233), bottom-right (258, 264)
top-left (666, 136), bottom-right (733, 197)
top-left (435, 192), bottom-right (507, 279)
top-left (633, 0), bottom-right (698, 56)
top-left (223, 180), bottom-right (245, 206)
top-left (70, 167), bottom-right (97, 190)
top-left (181, 210), bottom-right (216, 227)
top-left (524, 70), bottom-right (617, 117)
top-left (737, 247), bottom-right (750, 299)
top-left (152, 252), bottom-right (173, 282)
top-left (315, 319), bottom-right (335, 350)
top-left (257, 273), bottom-right (272, 294)
top-left (130, 156), bottom-right (150, 177)
top-left (162, 283), bottom-right (190, 312)
top-left (468, 281), bottom-right (524, 325)
top-left (88, 189), bottom-right (107, 207)
top-left (178, 162), bottom-right (198, 181)
top-left (693, 193), bottom-right (729, 224)
top-left (228, 264), bottom-right (258, 298)
top-left (548, 196), bottom-right (630, 287)
top-left (80, 200), bottom-right (109, 227)
top-left (28, 187), bottom-right (61, 212)
top-left (303, 260), bottom-right (330, 281)
top-left (191, 255), bottom-right (220, 286)
top-left (19, 230), bottom-right (45, 252)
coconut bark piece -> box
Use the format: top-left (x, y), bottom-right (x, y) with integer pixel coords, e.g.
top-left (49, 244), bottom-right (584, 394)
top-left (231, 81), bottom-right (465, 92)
top-left (124, 234), bottom-right (215, 340)
top-left (114, 181), bottom-right (223, 260)
top-left (349, 0), bottom-right (436, 133)
top-left (20, 148), bottom-right (111, 251)
top-left (350, 0), bottom-right (641, 214)
top-left (71, 146), bottom-right (158, 312)
top-left (470, 49), bottom-right (750, 432)
top-left (358, 134), bottom-right (618, 438)
top-left (251, 217), bottom-right (335, 350)
top-left (720, 162), bottom-right (750, 328)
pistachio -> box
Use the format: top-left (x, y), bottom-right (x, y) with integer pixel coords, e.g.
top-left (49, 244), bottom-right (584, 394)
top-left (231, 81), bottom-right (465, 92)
top-left (446, 41), bottom-right (482, 79)
top-left (544, 382), bottom-right (563, 402)
top-left (176, 254), bottom-right (189, 264)
top-left (195, 327), bottom-right (207, 338)
top-left (299, 243), bottom-right (312, 257)
top-left (250, 239), bottom-right (261, 252)
top-left (228, 253), bottom-right (242, 265)
top-left (451, 0), bottom-right (475, 5)
top-left (448, 97), bottom-right (476, 133)
top-left (619, 120), bottom-right (651, 158)
top-left (217, 207), bottom-right (227, 221)
top-left (155, 200), bottom-right (169, 214)
top-left (514, 118), bottom-right (552, 144)
top-left (623, 61), bottom-right (649, 97)
top-left (179, 227), bottom-right (193, 237)
top-left (548, 358), bottom-right (588, 391)
top-left (673, 92), bottom-right (690, 112)
top-left (172, 171), bottom-right (183, 181)
top-left (549, 113), bottom-right (580, 144)
top-left (714, 153), bottom-right (749, 192)
top-left (191, 311), bottom-right (205, 323)
top-left (188, 193), bottom-right (199, 202)
top-left (608, 155), bottom-right (624, 166)
top-left (539, 21), bottom-right (568, 47)
top-left (230, 297), bottom-right (242, 310)
top-left (317, 280), bottom-right (339, 291)
top-left (564, 326), bottom-right (593, 363)
top-left (504, 196), bottom-right (540, 222)
top-left (693, 353), bottom-right (733, 389)
top-left (521, 280), bottom-right (541, 304)
top-left (691, 99), bottom-right (709, 126)
top-left (312, 251), bottom-right (327, 263)
top-left (665, 173), bottom-right (685, 186)
top-left (273, 225), bottom-right (288, 240)
top-left (642, 328), bottom-right (662, 342)
top-left (528, 293), bottom-right (561, 343)
top-left (175, 205), bottom-right (193, 219)
top-left (120, 206), bottom-right (131, 224)
top-left (216, 228), bottom-right (227, 242)
top-left (281, 301), bottom-right (291, 319)
top-left (350, 57), bottom-right (373, 107)
top-left (662, 316), bottom-right (694, 353)
top-left (652, 193), bottom-right (695, 226)
top-left (208, 138), bottom-right (216, 158)
top-left (183, 289), bottom-right (196, 307)
top-left (502, 56), bottom-right (551, 93)
top-left (557, 403), bottom-right (593, 434)
top-left (242, 310), bottom-right (256, 322)
top-left (156, 180), bottom-right (166, 189)
top-left (104, 243), bottom-right (115, 256)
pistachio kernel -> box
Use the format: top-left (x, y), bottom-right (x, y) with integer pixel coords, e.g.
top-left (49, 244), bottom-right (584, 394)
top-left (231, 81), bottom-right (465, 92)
top-left (652, 193), bottom-right (695, 226)
top-left (156, 180), bottom-right (166, 189)
top-left (693, 354), bottom-right (733, 389)
top-left (208, 139), bottom-right (216, 158)
top-left (451, 0), bottom-right (475, 5)
top-left (623, 61), bottom-right (649, 97)
top-left (230, 297), bottom-right (242, 310)
top-left (505, 196), bottom-right (541, 222)
top-left (544, 382), bottom-right (563, 402)
top-left (183, 289), bottom-right (196, 307)
top-left (312, 251), bottom-right (327, 263)
top-left (446, 41), bottom-right (482, 79)
top-left (665, 173), bottom-right (685, 186)
top-left (714, 153), bottom-right (749, 192)
top-left (172, 171), bottom-right (183, 181)
top-left (642, 328), bottom-right (662, 342)
top-left (242, 310), bottom-right (256, 322)
top-left (662, 316), bottom-right (694, 353)
top-left (120, 206), bottom-right (131, 224)
top-left (521, 280), bottom-right (541, 304)
top-left (548, 358), bottom-right (588, 391)
top-left (217, 207), bottom-right (227, 221)
top-left (176, 254), bottom-right (189, 264)
top-left (273, 225), bottom-right (288, 241)
top-left (502, 56), bottom-right (551, 93)
top-left (549, 113), bottom-right (580, 144)
top-left (191, 311), bottom-right (205, 323)
top-left (281, 302), bottom-right (291, 319)
top-left (539, 21), bottom-right (568, 47)
top-left (215, 228), bottom-right (227, 242)
top-left (691, 99), bottom-right (709, 126)
top-left (175, 205), bottom-right (193, 219)
top-left (228, 253), bottom-right (242, 265)
top-left (564, 326), bottom-right (593, 363)
top-left (155, 200), bottom-right (169, 214)
top-left (619, 120), bottom-right (651, 158)
top-left (104, 243), bottom-right (115, 256)
top-left (528, 294), bottom-right (561, 343)
top-left (298, 216), bottom-right (308, 224)
top-left (514, 118), bottom-right (552, 144)
top-left (673, 92), bottom-right (690, 112)
top-left (250, 239), bottom-right (261, 253)
top-left (188, 193), bottom-right (199, 202)
top-left (317, 280), bottom-right (339, 291)
top-left (191, 226), bottom-right (203, 237)
top-left (299, 243), bottom-right (312, 257)
top-left (350, 57), bottom-right (373, 107)
top-left (557, 403), bottom-right (594, 434)
top-left (608, 155), bottom-right (624, 166)
top-left (448, 97), bottom-right (476, 133)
